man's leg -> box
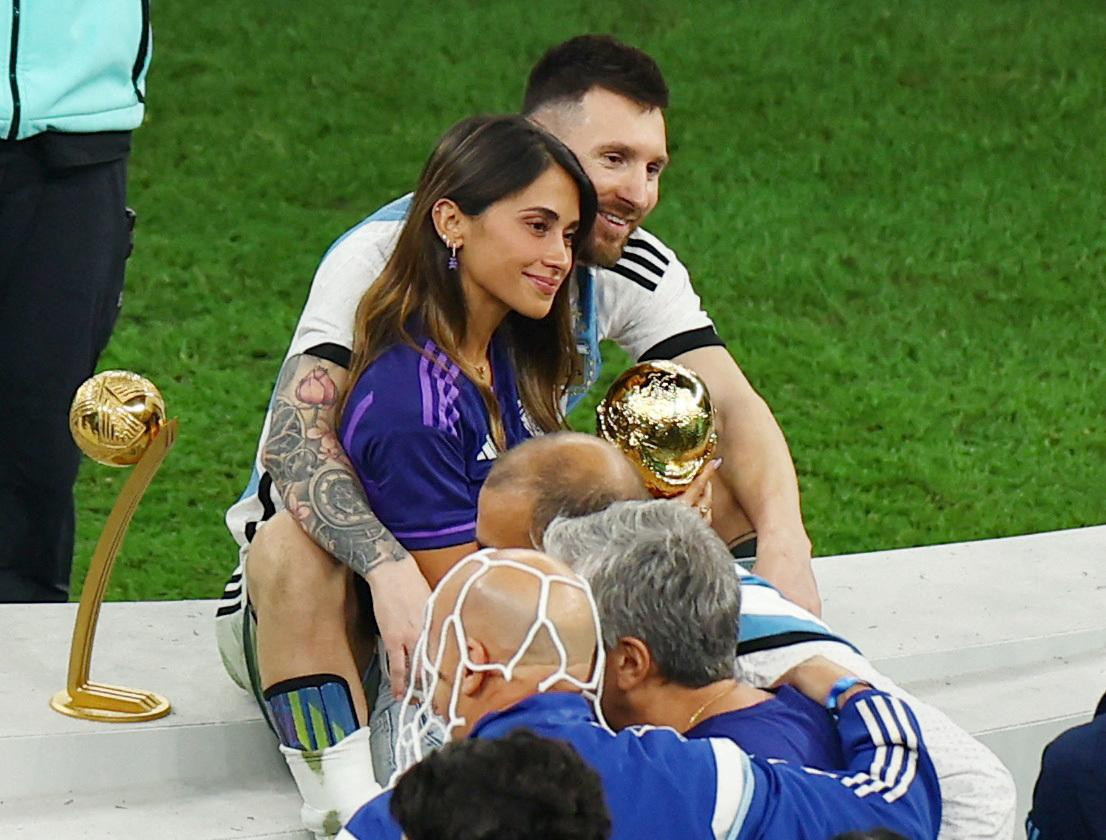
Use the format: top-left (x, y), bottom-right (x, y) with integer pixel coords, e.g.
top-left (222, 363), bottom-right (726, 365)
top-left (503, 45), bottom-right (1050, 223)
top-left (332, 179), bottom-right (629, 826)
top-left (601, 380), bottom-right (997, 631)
top-left (710, 480), bottom-right (758, 567)
top-left (0, 141), bottom-right (129, 602)
top-left (245, 512), bottom-right (380, 837)
top-left (247, 512), bottom-right (370, 718)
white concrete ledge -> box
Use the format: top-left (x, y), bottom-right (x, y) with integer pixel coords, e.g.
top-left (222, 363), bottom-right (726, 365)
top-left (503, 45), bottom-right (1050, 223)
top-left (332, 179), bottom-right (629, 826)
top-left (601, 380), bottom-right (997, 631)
top-left (0, 599), bottom-right (306, 838)
top-left (816, 524), bottom-right (1106, 821)
top-left (1, 524), bottom-right (1103, 837)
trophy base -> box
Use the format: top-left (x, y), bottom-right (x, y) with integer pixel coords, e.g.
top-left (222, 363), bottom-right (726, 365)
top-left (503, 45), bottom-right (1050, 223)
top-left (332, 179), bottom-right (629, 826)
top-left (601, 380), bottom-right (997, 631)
top-left (50, 684), bottom-right (171, 723)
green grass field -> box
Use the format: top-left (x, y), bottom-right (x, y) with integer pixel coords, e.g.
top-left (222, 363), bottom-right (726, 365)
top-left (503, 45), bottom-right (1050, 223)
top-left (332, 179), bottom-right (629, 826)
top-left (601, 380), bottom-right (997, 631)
top-left (72, 1), bottom-right (1106, 600)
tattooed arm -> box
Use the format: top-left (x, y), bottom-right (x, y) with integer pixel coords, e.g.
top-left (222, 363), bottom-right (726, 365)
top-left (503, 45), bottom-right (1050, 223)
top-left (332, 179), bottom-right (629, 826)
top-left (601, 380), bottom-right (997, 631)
top-left (260, 352), bottom-right (429, 696)
top-left (262, 353), bottom-right (402, 575)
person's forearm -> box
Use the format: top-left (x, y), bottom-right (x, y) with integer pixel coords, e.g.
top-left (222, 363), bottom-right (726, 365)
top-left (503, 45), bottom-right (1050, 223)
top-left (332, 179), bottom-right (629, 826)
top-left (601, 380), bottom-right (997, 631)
top-left (674, 347), bottom-right (809, 551)
top-left (717, 389), bottom-right (820, 613)
top-left (260, 354), bottom-right (412, 577)
top-left (675, 346), bottom-right (817, 611)
top-left (716, 389), bottom-right (809, 551)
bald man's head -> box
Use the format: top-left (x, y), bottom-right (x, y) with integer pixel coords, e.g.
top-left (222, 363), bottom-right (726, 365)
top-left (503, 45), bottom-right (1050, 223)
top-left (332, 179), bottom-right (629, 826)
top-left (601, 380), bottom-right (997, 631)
top-left (420, 549), bottom-right (601, 740)
top-left (431, 549), bottom-right (597, 670)
top-left (476, 432), bottom-right (649, 550)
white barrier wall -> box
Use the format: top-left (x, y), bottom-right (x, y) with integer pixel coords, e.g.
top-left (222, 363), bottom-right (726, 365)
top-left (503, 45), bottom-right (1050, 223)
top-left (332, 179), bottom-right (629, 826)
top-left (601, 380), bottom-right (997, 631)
top-left (817, 524), bottom-right (1106, 824)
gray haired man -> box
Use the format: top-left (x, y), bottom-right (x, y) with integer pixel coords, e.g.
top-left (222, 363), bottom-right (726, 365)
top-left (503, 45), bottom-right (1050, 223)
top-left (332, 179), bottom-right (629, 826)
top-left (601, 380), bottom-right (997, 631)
top-left (543, 500), bottom-right (843, 766)
top-left (543, 500), bottom-right (1017, 840)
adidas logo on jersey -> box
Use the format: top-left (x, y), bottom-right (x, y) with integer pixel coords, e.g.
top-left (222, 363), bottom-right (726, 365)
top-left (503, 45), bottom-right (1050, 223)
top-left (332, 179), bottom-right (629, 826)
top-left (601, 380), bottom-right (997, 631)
top-left (476, 434), bottom-right (499, 461)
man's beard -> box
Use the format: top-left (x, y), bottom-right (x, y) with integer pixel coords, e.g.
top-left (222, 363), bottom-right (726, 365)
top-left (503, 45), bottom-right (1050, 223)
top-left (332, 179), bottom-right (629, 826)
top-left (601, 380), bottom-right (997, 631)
top-left (580, 219), bottom-right (637, 268)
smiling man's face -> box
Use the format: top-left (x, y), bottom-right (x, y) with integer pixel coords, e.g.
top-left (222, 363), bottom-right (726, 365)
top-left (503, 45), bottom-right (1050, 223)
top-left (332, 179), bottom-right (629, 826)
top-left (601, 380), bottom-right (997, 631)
top-left (541, 87), bottom-right (669, 267)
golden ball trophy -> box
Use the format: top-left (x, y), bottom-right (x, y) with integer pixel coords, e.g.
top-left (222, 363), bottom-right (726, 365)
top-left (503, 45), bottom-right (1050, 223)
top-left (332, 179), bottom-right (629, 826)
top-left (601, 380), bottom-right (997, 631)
top-left (50, 370), bottom-right (177, 722)
top-left (596, 360), bottom-right (717, 497)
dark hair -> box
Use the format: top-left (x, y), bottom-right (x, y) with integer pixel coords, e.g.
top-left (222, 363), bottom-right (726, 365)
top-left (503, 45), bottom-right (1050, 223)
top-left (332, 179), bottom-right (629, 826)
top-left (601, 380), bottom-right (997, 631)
top-left (390, 729), bottom-right (612, 840)
top-left (340, 116), bottom-right (597, 444)
top-left (522, 34), bottom-right (669, 114)
top-left (831, 830), bottom-right (910, 840)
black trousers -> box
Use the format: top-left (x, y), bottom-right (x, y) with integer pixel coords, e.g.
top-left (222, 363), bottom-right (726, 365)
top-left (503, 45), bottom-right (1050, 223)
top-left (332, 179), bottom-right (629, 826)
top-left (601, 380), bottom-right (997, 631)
top-left (0, 133), bottom-right (132, 602)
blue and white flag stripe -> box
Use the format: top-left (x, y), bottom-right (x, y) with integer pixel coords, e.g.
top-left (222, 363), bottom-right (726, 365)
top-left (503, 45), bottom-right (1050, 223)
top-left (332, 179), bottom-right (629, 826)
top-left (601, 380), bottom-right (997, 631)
top-left (735, 570), bottom-right (861, 653)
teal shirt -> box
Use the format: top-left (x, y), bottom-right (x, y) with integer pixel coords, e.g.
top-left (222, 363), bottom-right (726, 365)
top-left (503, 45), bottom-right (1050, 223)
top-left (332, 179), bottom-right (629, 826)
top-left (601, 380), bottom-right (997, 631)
top-left (1, 0), bottom-right (151, 141)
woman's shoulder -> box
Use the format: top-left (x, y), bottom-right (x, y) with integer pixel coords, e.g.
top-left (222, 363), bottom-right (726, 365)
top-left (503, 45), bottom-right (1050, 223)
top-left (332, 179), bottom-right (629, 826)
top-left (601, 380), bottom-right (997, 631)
top-left (354, 340), bottom-right (426, 380)
top-left (344, 340), bottom-right (468, 438)
top-left (345, 343), bottom-right (419, 408)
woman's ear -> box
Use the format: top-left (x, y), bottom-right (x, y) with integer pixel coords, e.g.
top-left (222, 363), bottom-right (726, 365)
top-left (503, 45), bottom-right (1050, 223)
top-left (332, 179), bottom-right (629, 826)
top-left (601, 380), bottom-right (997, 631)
top-left (431, 198), bottom-right (467, 248)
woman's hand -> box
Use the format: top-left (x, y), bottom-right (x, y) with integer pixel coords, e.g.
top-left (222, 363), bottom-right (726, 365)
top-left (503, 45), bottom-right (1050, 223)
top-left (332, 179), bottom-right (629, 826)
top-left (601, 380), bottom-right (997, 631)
top-left (674, 457), bottom-right (721, 524)
top-left (366, 557), bottom-right (431, 699)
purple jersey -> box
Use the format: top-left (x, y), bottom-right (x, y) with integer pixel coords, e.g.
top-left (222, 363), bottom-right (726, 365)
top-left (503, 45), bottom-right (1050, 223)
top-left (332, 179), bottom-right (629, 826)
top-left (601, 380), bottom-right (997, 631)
top-left (685, 685), bottom-right (845, 769)
top-left (339, 334), bottom-right (533, 551)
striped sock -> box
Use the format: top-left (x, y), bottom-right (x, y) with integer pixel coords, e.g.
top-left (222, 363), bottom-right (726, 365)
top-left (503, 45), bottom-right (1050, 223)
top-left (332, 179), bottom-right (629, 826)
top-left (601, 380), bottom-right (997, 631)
top-left (263, 674), bottom-right (359, 751)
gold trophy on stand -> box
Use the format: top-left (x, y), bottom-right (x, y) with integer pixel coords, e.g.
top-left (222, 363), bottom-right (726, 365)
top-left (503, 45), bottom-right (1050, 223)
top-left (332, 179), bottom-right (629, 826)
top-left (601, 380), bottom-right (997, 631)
top-left (50, 370), bottom-right (177, 722)
top-left (596, 360), bottom-right (718, 497)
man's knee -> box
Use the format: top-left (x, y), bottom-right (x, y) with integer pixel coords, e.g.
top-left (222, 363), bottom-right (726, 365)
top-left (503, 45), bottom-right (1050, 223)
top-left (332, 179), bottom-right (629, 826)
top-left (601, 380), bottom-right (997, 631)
top-left (246, 511), bottom-right (346, 610)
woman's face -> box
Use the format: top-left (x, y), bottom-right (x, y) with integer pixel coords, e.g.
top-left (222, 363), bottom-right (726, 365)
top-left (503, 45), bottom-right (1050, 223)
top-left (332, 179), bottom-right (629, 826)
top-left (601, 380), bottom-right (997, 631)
top-left (457, 165), bottom-right (581, 321)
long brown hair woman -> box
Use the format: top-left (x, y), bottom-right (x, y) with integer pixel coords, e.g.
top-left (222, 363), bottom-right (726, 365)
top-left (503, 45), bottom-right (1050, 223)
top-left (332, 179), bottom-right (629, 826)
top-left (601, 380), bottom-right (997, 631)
top-left (338, 115), bottom-right (597, 585)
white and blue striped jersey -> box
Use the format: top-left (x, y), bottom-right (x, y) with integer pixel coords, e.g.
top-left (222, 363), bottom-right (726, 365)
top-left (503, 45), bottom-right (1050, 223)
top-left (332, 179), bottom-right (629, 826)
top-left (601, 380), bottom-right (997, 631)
top-left (221, 194), bottom-right (721, 555)
top-left (340, 691), bottom-right (941, 840)
top-left (731, 569), bottom-right (1016, 839)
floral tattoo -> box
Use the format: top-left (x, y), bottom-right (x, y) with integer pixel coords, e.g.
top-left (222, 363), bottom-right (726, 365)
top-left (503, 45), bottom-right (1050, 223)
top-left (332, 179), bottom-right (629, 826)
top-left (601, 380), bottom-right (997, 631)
top-left (260, 354), bottom-right (408, 576)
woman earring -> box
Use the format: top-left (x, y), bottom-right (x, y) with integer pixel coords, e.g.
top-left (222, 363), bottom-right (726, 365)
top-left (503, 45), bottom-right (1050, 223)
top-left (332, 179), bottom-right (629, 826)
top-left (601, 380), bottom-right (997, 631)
top-left (444, 239), bottom-right (459, 271)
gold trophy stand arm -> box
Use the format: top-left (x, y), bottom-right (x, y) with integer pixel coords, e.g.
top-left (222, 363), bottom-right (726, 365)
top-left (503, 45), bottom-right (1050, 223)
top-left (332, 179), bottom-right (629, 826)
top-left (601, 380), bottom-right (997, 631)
top-left (50, 418), bottom-right (178, 722)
